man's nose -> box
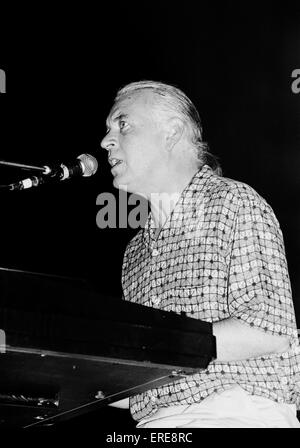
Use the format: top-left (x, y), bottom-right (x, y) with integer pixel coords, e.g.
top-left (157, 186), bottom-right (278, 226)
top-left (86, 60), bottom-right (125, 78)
top-left (100, 132), bottom-right (118, 151)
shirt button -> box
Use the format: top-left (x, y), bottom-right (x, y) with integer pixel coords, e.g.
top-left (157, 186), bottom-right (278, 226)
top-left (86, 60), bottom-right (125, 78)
top-left (152, 249), bottom-right (159, 256)
top-left (152, 296), bottom-right (160, 305)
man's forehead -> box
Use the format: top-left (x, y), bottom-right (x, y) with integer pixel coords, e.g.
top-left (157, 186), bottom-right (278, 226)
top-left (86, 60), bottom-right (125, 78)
top-left (107, 90), bottom-right (156, 120)
top-left (108, 99), bottom-right (131, 120)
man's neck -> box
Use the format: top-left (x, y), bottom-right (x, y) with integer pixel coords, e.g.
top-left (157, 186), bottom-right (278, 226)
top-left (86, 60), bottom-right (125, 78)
top-left (149, 166), bottom-right (199, 230)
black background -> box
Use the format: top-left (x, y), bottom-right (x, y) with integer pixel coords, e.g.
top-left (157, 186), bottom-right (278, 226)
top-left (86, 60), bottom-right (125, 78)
top-left (0, 0), bottom-right (299, 433)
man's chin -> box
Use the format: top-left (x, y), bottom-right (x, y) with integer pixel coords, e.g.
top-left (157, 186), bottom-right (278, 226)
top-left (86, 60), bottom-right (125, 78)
top-left (113, 175), bottom-right (128, 192)
top-left (113, 177), bottom-right (139, 195)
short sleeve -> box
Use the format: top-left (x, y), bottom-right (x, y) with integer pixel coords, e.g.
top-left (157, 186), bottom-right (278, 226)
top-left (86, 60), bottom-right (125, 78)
top-left (227, 192), bottom-right (297, 340)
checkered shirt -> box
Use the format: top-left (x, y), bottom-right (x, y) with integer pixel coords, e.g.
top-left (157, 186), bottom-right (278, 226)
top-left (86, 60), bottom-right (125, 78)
top-left (121, 165), bottom-right (300, 422)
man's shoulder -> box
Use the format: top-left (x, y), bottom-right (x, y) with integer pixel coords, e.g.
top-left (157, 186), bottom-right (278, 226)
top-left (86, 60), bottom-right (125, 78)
top-left (207, 172), bottom-right (269, 209)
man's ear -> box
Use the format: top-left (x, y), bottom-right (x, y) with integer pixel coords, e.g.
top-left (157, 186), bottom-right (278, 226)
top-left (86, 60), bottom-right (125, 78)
top-left (165, 117), bottom-right (185, 151)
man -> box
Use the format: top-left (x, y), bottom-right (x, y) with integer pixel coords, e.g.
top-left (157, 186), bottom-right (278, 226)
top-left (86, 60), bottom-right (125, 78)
top-left (100, 80), bottom-right (300, 427)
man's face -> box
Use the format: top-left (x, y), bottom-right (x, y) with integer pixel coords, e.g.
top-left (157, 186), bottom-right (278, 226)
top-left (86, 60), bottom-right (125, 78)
top-left (101, 91), bottom-right (167, 195)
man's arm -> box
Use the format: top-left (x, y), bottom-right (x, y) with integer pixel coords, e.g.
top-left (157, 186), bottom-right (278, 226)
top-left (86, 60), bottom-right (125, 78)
top-left (109, 318), bottom-right (290, 408)
top-left (220, 189), bottom-right (295, 363)
top-left (213, 317), bottom-right (290, 362)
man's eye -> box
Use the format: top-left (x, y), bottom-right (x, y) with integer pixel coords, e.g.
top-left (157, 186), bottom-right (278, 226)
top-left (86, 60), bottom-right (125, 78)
top-left (119, 120), bottom-right (129, 130)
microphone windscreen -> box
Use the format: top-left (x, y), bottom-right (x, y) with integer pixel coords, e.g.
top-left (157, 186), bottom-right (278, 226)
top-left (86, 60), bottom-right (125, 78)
top-left (78, 154), bottom-right (98, 177)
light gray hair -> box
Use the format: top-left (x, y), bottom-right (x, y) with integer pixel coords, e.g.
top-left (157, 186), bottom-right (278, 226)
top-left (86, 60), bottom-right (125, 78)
top-left (115, 80), bottom-right (222, 175)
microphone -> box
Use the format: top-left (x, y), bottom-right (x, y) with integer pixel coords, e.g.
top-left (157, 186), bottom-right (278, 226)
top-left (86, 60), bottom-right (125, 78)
top-left (8, 154), bottom-right (98, 191)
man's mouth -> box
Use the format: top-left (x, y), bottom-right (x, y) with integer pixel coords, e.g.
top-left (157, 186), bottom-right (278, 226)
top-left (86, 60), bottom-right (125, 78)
top-left (109, 158), bottom-right (123, 168)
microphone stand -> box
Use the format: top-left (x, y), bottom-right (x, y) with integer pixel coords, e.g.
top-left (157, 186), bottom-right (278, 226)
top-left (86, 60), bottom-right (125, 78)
top-left (0, 160), bottom-right (64, 191)
top-left (0, 159), bottom-right (49, 192)
top-left (0, 160), bottom-right (46, 172)
top-left (0, 185), bottom-right (13, 191)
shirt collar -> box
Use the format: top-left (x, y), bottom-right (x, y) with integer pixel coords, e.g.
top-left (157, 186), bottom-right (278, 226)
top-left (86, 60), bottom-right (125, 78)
top-left (143, 164), bottom-right (214, 246)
